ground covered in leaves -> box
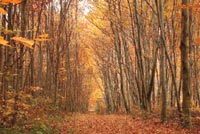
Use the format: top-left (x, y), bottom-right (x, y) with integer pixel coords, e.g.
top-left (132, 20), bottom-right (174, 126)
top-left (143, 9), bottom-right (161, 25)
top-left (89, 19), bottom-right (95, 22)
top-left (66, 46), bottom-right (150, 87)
top-left (1, 91), bottom-right (200, 134)
top-left (58, 113), bottom-right (200, 134)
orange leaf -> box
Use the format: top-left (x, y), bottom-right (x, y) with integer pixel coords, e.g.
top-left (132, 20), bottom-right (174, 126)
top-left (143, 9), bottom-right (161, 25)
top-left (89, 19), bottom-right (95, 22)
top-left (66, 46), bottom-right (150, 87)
top-left (10, 0), bottom-right (22, 4)
top-left (12, 36), bottom-right (34, 49)
top-left (0, 8), bottom-right (7, 15)
top-left (0, 0), bottom-right (22, 5)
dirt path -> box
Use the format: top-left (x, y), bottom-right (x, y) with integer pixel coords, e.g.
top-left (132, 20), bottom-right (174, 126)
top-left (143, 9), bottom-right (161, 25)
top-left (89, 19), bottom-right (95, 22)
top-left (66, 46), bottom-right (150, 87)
top-left (58, 114), bottom-right (199, 134)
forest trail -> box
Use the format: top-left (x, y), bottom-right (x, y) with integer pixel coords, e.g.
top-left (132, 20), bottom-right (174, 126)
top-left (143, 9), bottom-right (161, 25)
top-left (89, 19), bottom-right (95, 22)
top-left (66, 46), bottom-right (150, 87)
top-left (58, 114), bottom-right (199, 134)
top-left (1, 0), bottom-right (200, 132)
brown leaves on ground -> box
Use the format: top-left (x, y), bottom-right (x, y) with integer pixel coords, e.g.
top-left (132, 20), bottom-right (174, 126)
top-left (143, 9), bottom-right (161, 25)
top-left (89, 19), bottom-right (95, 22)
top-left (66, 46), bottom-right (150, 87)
top-left (58, 113), bottom-right (200, 134)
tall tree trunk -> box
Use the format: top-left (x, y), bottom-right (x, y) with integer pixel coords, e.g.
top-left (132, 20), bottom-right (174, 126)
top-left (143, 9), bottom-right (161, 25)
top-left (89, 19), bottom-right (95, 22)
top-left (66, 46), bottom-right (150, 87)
top-left (181, 0), bottom-right (191, 128)
top-left (155, 0), bottom-right (167, 123)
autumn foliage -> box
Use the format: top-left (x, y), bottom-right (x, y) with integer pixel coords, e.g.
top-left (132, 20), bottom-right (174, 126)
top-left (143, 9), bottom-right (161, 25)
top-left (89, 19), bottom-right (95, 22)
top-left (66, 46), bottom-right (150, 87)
top-left (1, 0), bottom-right (200, 133)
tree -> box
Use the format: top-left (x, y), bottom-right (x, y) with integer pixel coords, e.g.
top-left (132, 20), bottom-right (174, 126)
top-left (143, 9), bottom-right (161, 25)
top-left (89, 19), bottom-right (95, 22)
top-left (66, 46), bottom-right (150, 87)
top-left (181, 0), bottom-right (191, 128)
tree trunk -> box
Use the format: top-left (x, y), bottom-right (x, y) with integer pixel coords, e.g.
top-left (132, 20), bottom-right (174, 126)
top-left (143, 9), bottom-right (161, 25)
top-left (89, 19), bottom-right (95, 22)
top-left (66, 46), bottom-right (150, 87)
top-left (181, 0), bottom-right (191, 128)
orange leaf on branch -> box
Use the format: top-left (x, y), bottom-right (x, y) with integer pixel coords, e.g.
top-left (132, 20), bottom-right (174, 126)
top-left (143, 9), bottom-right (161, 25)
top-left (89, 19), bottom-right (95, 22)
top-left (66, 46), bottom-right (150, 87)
top-left (34, 33), bottom-right (51, 42)
top-left (0, 0), bottom-right (22, 5)
top-left (11, 36), bottom-right (34, 49)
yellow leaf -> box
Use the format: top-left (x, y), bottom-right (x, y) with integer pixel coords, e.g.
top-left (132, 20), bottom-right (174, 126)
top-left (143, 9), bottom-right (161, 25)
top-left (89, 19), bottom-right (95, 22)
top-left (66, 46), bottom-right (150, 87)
top-left (3, 29), bottom-right (14, 34)
top-left (0, 1), bottom-right (9, 5)
top-left (0, 36), bottom-right (11, 47)
top-left (0, 8), bottom-right (6, 15)
top-left (34, 38), bottom-right (51, 42)
top-left (35, 34), bottom-right (51, 42)
top-left (39, 34), bottom-right (49, 38)
top-left (12, 37), bottom-right (34, 49)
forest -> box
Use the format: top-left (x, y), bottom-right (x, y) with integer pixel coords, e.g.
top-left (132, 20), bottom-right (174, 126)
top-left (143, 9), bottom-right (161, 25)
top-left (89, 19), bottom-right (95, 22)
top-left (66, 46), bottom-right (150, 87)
top-left (0, 0), bottom-right (200, 133)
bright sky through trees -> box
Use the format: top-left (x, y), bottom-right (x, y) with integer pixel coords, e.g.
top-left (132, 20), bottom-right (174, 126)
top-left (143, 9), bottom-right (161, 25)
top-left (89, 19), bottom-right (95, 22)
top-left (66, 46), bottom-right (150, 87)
top-left (79, 0), bottom-right (93, 15)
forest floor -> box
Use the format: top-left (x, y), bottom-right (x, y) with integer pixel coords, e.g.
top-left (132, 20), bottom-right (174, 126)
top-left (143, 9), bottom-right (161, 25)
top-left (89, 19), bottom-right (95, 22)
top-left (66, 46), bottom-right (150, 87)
top-left (58, 112), bottom-right (200, 134)
top-left (1, 102), bottom-right (200, 134)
